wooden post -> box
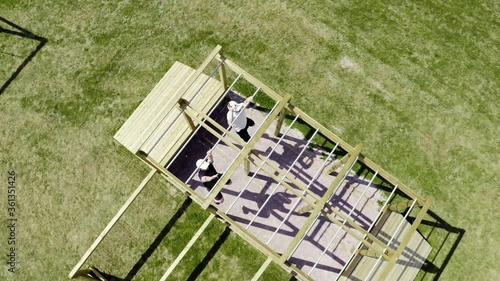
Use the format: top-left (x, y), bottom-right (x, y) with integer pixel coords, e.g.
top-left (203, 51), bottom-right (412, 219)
top-left (324, 153), bottom-right (349, 174)
top-left (251, 257), bottom-right (272, 281)
top-left (216, 57), bottom-right (283, 101)
top-left (358, 248), bottom-right (381, 258)
top-left (136, 152), bottom-right (206, 205)
top-left (274, 108), bottom-right (287, 137)
top-left (68, 169), bottom-right (157, 278)
top-left (178, 98), bottom-right (196, 130)
top-left (244, 157), bottom-right (251, 175)
top-left (159, 214), bottom-right (215, 281)
top-left (218, 50), bottom-right (228, 91)
top-left (386, 199), bottom-right (415, 212)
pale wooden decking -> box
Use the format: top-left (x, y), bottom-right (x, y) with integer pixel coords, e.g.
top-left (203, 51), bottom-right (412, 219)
top-left (340, 212), bottom-right (432, 281)
top-left (114, 61), bottom-right (224, 165)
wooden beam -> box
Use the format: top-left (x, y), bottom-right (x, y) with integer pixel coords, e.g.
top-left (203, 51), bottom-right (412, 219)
top-left (208, 207), bottom-right (313, 281)
top-left (244, 158), bottom-right (251, 175)
top-left (142, 45), bottom-right (222, 149)
top-left (246, 154), bottom-right (316, 207)
top-left (198, 45), bottom-right (223, 72)
top-left (184, 103), bottom-right (245, 147)
top-left (159, 214), bottom-right (215, 281)
top-left (251, 257), bottom-right (273, 281)
top-left (202, 95), bottom-right (291, 209)
top-left (177, 99), bottom-right (196, 130)
top-left (318, 209), bottom-right (390, 260)
top-left (361, 158), bottom-right (426, 205)
top-left (218, 50), bottom-right (228, 90)
top-left (386, 199), bottom-right (415, 212)
top-left (249, 150), bottom-right (323, 203)
top-left (286, 106), bottom-right (356, 153)
top-left (278, 145), bottom-right (361, 263)
top-left (324, 153), bottom-right (349, 174)
top-left (137, 152), bottom-right (206, 206)
top-left (287, 104), bottom-right (426, 206)
top-left (184, 102), bottom-right (324, 205)
top-left (69, 169), bottom-right (157, 278)
top-left (377, 197), bottom-right (433, 280)
top-left (358, 248), bottom-right (381, 258)
top-left (217, 57), bottom-right (283, 101)
top-left (274, 108), bottom-right (287, 137)
top-left (321, 206), bottom-right (395, 259)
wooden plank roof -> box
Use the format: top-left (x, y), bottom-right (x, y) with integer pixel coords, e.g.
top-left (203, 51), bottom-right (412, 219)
top-left (114, 61), bottom-right (224, 165)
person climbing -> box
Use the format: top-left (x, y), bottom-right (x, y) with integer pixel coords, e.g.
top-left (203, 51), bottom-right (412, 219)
top-left (227, 96), bottom-right (255, 142)
top-left (196, 149), bottom-right (231, 204)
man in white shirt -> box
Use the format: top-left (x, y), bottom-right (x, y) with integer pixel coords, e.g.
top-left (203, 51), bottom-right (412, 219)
top-left (227, 97), bottom-right (254, 142)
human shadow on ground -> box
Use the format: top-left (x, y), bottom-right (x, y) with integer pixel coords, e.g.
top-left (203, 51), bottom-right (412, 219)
top-left (0, 17), bottom-right (47, 95)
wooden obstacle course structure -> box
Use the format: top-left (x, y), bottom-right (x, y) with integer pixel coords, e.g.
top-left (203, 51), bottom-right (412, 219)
top-left (69, 45), bottom-right (433, 281)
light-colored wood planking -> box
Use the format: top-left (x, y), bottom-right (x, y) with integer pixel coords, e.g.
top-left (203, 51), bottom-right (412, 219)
top-left (142, 71), bottom-right (224, 164)
top-left (344, 212), bottom-right (432, 281)
top-left (377, 198), bottom-right (433, 280)
top-left (114, 62), bottom-right (195, 153)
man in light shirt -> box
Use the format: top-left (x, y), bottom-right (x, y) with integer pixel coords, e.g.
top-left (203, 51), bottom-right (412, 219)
top-left (227, 96), bottom-right (254, 142)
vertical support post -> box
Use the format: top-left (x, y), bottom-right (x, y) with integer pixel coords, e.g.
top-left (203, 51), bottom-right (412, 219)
top-left (244, 156), bottom-right (251, 175)
top-left (324, 153), bottom-right (349, 174)
top-left (178, 98), bottom-right (196, 130)
top-left (218, 50), bottom-right (228, 90)
top-left (386, 199), bottom-right (415, 212)
top-left (358, 248), bottom-right (380, 258)
top-left (274, 108), bottom-right (287, 137)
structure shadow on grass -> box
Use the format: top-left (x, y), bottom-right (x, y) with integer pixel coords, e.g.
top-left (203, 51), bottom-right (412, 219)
top-left (123, 198), bottom-right (193, 280)
top-left (412, 210), bottom-right (465, 281)
top-left (186, 226), bottom-right (232, 281)
top-left (0, 16), bottom-right (47, 96)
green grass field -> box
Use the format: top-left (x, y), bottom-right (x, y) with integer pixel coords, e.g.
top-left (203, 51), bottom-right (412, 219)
top-left (0, 0), bottom-right (498, 280)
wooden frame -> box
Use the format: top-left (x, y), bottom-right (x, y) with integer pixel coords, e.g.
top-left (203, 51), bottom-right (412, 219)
top-left (70, 46), bottom-right (433, 281)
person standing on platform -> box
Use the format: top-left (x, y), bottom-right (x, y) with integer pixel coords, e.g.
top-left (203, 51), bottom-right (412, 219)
top-left (196, 149), bottom-right (231, 204)
top-left (227, 96), bottom-right (254, 142)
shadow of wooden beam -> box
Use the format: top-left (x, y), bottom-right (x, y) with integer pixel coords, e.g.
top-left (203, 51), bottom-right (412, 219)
top-left (186, 226), bottom-right (231, 281)
top-left (124, 197), bottom-right (193, 280)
